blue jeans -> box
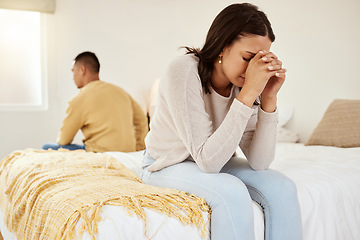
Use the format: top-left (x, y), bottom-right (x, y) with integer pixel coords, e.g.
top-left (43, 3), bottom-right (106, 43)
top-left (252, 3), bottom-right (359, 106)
top-left (42, 143), bottom-right (86, 151)
top-left (141, 152), bottom-right (302, 240)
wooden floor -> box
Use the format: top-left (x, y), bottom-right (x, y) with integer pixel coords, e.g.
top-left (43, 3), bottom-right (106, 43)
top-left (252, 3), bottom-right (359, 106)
top-left (0, 231), bottom-right (3, 240)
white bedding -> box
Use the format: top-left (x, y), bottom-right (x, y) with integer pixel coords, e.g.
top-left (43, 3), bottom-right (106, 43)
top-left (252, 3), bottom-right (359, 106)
top-left (272, 143), bottom-right (360, 240)
top-left (1, 143), bottom-right (359, 240)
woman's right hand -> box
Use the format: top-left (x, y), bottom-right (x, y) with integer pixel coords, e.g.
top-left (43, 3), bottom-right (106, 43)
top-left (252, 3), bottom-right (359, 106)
top-left (236, 50), bottom-right (283, 107)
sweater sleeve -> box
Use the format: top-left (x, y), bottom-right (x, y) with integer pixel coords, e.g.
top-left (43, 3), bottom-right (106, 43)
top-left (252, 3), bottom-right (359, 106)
top-left (239, 107), bottom-right (278, 170)
top-left (162, 57), bottom-right (254, 173)
top-left (57, 97), bottom-right (84, 145)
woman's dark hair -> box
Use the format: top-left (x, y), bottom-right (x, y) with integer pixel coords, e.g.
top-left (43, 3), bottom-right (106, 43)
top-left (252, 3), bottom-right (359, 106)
top-left (185, 3), bottom-right (275, 94)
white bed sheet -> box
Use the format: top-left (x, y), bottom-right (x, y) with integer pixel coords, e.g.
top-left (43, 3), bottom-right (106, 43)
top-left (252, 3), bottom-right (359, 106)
top-left (2, 143), bottom-right (359, 240)
top-left (271, 143), bottom-right (360, 240)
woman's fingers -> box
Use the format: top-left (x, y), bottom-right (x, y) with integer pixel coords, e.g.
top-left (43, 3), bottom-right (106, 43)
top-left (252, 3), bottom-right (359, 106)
top-left (252, 50), bottom-right (267, 62)
top-left (245, 50), bottom-right (286, 88)
top-left (276, 68), bottom-right (287, 73)
top-left (275, 71), bottom-right (286, 78)
top-left (257, 51), bottom-right (284, 72)
top-left (273, 70), bottom-right (287, 85)
top-left (261, 51), bottom-right (278, 62)
top-left (267, 59), bottom-right (282, 70)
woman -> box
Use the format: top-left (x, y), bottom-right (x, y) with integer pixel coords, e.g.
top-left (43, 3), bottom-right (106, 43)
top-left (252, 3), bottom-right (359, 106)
top-left (141, 3), bottom-right (302, 240)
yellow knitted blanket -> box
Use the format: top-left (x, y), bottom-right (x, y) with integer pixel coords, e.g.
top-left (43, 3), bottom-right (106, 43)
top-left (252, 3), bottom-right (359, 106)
top-left (0, 149), bottom-right (210, 239)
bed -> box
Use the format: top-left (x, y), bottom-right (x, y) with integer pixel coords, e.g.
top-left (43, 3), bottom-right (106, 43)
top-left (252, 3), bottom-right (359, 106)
top-left (1, 142), bottom-right (359, 240)
top-left (0, 99), bottom-right (359, 240)
top-left (102, 143), bottom-right (360, 240)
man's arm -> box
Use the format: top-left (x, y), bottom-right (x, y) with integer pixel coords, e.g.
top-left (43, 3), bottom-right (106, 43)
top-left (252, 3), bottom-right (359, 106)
top-left (57, 99), bottom-right (83, 145)
top-left (130, 98), bottom-right (149, 151)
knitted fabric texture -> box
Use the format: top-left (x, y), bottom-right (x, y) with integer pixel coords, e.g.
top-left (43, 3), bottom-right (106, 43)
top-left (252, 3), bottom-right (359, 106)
top-left (0, 149), bottom-right (210, 239)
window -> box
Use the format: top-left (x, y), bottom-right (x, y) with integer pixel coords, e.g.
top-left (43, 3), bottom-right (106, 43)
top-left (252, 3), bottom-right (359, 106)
top-left (0, 9), bottom-right (47, 111)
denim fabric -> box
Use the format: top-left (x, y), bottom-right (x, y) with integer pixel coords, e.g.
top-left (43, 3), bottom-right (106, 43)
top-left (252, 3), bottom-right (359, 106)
top-left (141, 151), bottom-right (302, 240)
top-left (42, 143), bottom-right (86, 151)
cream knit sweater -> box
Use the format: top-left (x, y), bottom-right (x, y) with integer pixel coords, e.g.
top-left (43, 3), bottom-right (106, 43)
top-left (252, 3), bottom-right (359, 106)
top-left (146, 55), bottom-right (278, 173)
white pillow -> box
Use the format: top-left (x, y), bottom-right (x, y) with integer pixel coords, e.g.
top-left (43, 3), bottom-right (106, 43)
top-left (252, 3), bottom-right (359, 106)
top-left (278, 106), bottom-right (294, 127)
top-left (276, 107), bottom-right (300, 143)
top-left (277, 127), bottom-right (300, 143)
top-left (104, 151), bottom-right (144, 177)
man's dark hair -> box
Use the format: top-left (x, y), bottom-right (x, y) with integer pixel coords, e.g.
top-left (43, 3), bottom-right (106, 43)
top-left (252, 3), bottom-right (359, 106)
top-left (74, 51), bottom-right (100, 73)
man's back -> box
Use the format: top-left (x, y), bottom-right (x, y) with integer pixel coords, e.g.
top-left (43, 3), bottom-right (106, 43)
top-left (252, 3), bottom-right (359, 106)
top-left (57, 81), bottom-right (148, 152)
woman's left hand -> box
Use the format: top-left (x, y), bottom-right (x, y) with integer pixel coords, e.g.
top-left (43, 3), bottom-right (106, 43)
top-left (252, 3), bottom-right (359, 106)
top-left (261, 56), bottom-right (286, 97)
top-left (260, 54), bottom-right (286, 112)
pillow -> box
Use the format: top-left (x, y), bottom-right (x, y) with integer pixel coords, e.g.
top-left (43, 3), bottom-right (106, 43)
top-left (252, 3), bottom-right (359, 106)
top-left (305, 99), bottom-right (360, 148)
top-left (277, 127), bottom-right (300, 143)
top-left (276, 106), bottom-right (300, 143)
top-left (278, 106), bottom-right (295, 127)
top-left (103, 151), bottom-right (144, 177)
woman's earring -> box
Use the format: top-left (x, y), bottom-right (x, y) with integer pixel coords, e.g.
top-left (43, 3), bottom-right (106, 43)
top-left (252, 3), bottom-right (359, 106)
top-left (219, 56), bottom-right (222, 64)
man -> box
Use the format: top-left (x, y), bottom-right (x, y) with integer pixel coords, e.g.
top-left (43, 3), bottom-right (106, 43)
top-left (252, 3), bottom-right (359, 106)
top-left (43, 51), bottom-right (148, 152)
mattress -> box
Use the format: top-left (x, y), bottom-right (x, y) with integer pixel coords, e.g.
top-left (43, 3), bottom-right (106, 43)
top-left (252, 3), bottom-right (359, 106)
top-left (1, 143), bottom-right (359, 239)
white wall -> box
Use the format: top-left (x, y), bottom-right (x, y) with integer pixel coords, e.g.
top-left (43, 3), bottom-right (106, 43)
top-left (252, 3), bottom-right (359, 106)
top-left (1, 0), bottom-right (360, 157)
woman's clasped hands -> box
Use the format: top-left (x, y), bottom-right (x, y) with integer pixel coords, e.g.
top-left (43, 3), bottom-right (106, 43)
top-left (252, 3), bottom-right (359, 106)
top-left (241, 50), bottom-right (286, 112)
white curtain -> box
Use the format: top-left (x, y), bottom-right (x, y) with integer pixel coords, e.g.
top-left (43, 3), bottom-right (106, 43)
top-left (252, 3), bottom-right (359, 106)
top-left (0, 0), bottom-right (55, 13)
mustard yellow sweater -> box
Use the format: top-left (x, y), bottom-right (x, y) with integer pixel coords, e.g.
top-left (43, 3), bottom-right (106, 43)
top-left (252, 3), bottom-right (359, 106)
top-left (57, 81), bottom-right (148, 152)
